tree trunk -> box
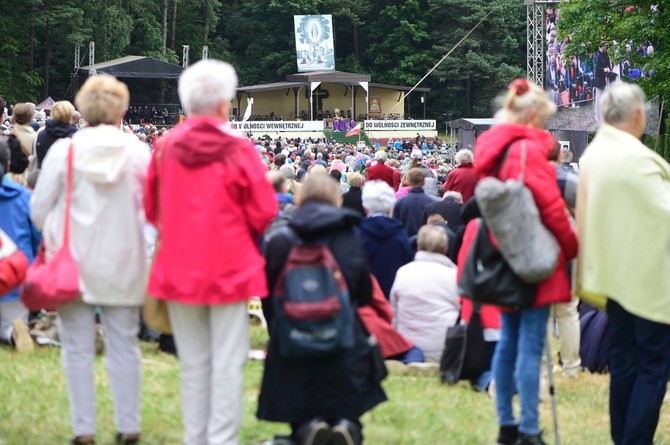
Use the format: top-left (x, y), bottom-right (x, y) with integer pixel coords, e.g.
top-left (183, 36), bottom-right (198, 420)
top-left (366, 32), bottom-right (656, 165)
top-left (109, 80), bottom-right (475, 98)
top-left (204, 1), bottom-right (210, 45)
top-left (28, 3), bottom-right (35, 71)
top-left (43, 0), bottom-right (53, 98)
top-left (170, 0), bottom-right (178, 50)
top-left (465, 76), bottom-right (472, 116)
top-left (352, 22), bottom-right (360, 63)
top-left (162, 0), bottom-right (168, 55)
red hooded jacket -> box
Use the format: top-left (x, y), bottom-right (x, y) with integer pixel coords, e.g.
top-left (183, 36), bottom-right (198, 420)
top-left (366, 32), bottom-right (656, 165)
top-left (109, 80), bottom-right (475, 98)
top-left (469, 124), bottom-right (578, 308)
top-left (145, 116), bottom-right (277, 305)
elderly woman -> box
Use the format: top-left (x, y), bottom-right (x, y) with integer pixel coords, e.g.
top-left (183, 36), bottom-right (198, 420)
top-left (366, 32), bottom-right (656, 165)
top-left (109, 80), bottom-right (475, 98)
top-left (576, 82), bottom-right (670, 444)
top-left (35, 100), bottom-right (77, 168)
top-left (443, 148), bottom-right (478, 202)
top-left (390, 225), bottom-right (460, 363)
top-left (144, 60), bottom-right (277, 444)
top-left (31, 74), bottom-right (150, 445)
top-left (469, 79), bottom-right (577, 445)
top-left (356, 180), bottom-right (413, 299)
top-left (259, 173), bottom-right (386, 445)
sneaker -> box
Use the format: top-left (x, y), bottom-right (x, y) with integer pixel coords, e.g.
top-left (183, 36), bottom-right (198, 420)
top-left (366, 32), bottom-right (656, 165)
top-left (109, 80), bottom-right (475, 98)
top-left (12, 319), bottom-right (34, 353)
top-left (294, 418), bottom-right (331, 445)
top-left (70, 436), bottom-right (95, 444)
top-left (515, 432), bottom-right (547, 445)
top-left (330, 419), bottom-right (362, 445)
top-left (496, 424), bottom-right (519, 445)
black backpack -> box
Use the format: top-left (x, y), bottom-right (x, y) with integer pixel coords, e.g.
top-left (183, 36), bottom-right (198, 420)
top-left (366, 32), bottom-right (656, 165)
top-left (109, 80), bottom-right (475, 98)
top-left (440, 304), bottom-right (488, 384)
top-left (579, 304), bottom-right (611, 373)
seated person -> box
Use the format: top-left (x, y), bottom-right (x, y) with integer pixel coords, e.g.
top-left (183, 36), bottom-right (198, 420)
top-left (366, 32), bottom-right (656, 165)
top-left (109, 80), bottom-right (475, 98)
top-left (390, 225), bottom-right (460, 362)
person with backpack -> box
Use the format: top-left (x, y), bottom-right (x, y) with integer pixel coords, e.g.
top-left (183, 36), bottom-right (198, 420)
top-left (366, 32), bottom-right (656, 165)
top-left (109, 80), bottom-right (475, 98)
top-left (258, 172), bottom-right (387, 445)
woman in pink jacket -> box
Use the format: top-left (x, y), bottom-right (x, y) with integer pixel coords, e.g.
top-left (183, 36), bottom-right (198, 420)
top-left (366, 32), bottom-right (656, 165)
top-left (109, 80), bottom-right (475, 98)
top-left (144, 60), bottom-right (277, 445)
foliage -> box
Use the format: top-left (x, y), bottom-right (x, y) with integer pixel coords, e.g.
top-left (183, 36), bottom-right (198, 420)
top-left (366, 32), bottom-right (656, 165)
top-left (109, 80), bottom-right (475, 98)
top-left (559, 1), bottom-right (670, 100)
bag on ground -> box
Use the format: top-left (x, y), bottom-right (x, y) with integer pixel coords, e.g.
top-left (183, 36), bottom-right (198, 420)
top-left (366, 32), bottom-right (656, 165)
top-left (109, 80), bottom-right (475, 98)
top-left (273, 237), bottom-right (355, 359)
top-left (440, 306), bottom-right (487, 385)
top-left (579, 303), bottom-right (611, 374)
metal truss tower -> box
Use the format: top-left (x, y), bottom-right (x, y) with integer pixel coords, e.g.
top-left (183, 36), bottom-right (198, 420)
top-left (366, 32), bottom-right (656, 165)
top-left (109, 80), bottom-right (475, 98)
top-left (526, 0), bottom-right (559, 86)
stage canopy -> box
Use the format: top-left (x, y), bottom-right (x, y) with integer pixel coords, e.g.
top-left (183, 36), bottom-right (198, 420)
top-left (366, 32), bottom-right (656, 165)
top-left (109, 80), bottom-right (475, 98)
top-left (80, 56), bottom-right (183, 79)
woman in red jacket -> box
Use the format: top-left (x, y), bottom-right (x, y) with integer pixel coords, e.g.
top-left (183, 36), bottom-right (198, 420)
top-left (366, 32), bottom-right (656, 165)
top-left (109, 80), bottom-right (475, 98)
top-left (144, 60), bottom-right (277, 445)
top-left (471, 79), bottom-right (578, 445)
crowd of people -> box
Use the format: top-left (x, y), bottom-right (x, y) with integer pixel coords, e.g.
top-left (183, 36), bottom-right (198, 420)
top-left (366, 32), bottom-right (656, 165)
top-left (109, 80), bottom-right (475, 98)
top-left (0, 57), bottom-right (668, 445)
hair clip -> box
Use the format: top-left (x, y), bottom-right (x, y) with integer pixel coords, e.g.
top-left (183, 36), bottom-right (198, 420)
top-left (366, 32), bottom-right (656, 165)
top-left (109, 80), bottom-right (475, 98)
top-left (508, 78), bottom-right (530, 96)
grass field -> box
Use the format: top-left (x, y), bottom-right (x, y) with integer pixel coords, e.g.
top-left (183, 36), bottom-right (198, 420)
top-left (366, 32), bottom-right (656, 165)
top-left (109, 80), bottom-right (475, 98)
top-left (1, 326), bottom-right (669, 445)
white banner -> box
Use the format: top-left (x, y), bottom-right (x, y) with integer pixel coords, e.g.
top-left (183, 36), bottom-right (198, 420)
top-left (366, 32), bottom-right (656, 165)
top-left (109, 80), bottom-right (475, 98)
top-left (230, 121), bottom-right (324, 132)
top-left (294, 15), bottom-right (335, 72)
top-left (364, 120), bottom-right (436, 131)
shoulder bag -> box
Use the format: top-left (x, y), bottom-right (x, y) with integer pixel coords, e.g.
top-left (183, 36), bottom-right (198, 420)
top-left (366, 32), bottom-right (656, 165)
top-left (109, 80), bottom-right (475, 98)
top-left (21, 142), bottom-right (81, 311)
top-left (458, 219), bottom-right (536, 309)
top-left (439, 303), bottom-right (488, 385)
top-left (474, 141), bottom-right (560, 283)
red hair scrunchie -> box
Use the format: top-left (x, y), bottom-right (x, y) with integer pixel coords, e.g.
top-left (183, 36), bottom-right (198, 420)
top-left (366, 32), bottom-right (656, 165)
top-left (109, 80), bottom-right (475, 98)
top-left (508, 78), bottom-right (530, 96)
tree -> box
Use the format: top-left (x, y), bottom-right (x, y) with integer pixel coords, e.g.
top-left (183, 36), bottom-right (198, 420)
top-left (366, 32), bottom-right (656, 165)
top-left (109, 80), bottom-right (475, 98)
top-left (426, 0), bottom-right (526, 117)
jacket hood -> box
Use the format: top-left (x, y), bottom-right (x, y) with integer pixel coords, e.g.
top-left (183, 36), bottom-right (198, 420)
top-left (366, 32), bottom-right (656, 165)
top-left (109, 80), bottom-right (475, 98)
top-left (358, 215), bottom-right (407, 241)
top-left (169, 116), bottom-right (245, 167)
top-left (0, 176), bottom-right (22, 199)
top-left (45, 119), bottom-right (77, 139)
top-left (289, 201), bottom-right (362, 239)
top-left (70, 125), bottom-right (139, 185)
top-left (474, 124), bottom-right (555, 177)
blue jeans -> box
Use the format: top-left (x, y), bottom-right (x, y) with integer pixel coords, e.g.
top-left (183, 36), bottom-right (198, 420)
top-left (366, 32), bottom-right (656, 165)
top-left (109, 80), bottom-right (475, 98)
top-left (607, 300), bottom-right (670, 445)
top-left (493, 306), bottom-right (549, 435)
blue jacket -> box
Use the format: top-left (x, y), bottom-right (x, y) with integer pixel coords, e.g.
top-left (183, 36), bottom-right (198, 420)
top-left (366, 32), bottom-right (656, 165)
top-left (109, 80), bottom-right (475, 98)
top-left (0, 177), bottom-right (40, 301)
top-left (392, 188), bottom-right (435, 237)
top-left (355, 215), bottom-right (413, 299)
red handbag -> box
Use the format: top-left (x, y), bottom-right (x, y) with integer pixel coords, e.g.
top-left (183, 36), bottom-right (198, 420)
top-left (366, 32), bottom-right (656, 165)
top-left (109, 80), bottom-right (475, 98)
top-left (0, 229), bottom-right (29, 295)
top-left (21, 143), bottom-right (81, 311)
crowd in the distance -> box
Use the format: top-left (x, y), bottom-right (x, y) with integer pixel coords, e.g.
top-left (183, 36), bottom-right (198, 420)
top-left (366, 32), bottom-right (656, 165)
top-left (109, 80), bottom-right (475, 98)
top-left (0, 57), bottom-right (668, 445)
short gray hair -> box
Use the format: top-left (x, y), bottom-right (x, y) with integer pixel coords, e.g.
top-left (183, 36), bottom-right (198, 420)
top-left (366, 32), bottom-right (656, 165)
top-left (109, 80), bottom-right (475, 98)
top-left (443, 191), bottom-right (463, 203)
top-left (362, 180), bottom-right (396, 214)
top-left (455, 149), bottom-right (473, 165)
top-left (375, 150), bottom-right (388, 162)
top-left (179, 59), bottom-right (238, 116)
top-left (599, 82), bottom-right (645, 126)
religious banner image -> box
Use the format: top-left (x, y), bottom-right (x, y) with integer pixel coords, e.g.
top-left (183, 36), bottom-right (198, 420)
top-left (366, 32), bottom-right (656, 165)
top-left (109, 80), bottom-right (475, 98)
top-left (294, 14), bottom-right (335, 72)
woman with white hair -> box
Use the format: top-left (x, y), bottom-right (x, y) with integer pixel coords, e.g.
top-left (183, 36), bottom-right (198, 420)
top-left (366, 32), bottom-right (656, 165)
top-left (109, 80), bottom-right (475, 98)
top-left (389, 224), bottom-right (460, 362)
top-left (144, 59), bottom-right (277, 444)
top-left (31, 74), bottom-right (150, 445)
top-left (356, 180), bottom-right (413, 299)
top-left (468, 78), bottom-right (577, 445)
top-left (443, 148), bottom-right (478, 202)
top-left (576, 82), bottom-right (670, 444)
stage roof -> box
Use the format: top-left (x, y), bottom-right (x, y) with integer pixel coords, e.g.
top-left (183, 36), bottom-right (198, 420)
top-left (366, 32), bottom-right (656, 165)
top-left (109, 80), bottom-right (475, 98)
top-left (80, 56), bottom-right (183, 79)
top-left (447, 118), bottom-right (499, 130)
top-left (237, 81), bottom-right (310, 94)
top-left (286, 70), bottom-right (371, 83)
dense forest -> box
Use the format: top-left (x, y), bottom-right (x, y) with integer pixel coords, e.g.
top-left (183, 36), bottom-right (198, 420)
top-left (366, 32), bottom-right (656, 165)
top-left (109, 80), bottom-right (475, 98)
top-left (0, 0), bottom-right (529, 123)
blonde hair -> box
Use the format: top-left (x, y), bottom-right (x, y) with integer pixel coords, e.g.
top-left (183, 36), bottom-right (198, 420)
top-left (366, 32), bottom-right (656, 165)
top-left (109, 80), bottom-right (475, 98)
top-left (50, 101), bottom-right (76, 124)
top-left (296, 172), bottom-right (342, 207)
top-left (347, 172), bottom-right (365, 187)
top-left (75, 74), bottom-right (129, 126)
top-left (495, 79), bottom-right (557, 127)
top-left (417, 225), bottom-right (448, 254)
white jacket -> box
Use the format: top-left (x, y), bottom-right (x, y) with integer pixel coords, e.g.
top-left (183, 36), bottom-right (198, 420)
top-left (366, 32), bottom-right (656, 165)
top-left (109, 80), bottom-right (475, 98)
top-left (31, 125), bottom-right (150, 306)
top-left (390, 251), bottom-right (460, 362)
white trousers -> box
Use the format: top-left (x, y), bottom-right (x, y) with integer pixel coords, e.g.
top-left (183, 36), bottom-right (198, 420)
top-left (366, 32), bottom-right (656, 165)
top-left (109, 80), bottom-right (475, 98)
top-left (58, 299), bottom-right (141, 436)
top-left (0, 300), bottom-right (29, 342)
top-left (595, 86), bottom-right (605, 122)
top-left (168, 301), bottom-right (249, 445)
top-left (549, 294), bottom-right (581, 373)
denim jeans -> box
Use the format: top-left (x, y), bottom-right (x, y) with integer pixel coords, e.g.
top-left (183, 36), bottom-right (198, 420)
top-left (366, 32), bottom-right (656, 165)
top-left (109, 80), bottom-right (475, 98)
top-left (493, 306), bottom-right (549, 435)
top-left (607, 300), bottom-right (670, 445)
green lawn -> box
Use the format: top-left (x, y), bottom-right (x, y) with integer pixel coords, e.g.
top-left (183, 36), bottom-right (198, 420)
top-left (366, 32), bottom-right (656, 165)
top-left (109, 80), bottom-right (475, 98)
top-left (0, 327), bottom-right (669, 445)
